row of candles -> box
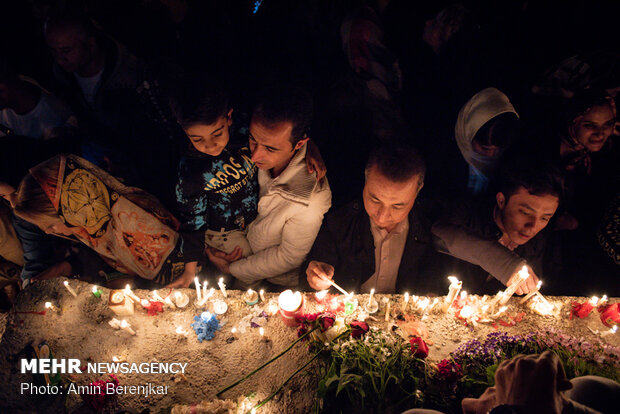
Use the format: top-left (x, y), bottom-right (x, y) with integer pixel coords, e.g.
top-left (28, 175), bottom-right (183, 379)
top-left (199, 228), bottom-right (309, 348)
top-left (48, 270), bottom-right (615, 338)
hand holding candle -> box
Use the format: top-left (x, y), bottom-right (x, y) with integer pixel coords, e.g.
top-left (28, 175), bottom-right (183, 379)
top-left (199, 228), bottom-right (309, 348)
top-left (445, 276), bottom-right (462, 308)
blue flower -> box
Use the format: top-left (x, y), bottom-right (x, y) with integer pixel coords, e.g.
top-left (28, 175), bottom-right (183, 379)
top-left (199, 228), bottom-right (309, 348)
top-left (191, 312), bottom-right (221, 342)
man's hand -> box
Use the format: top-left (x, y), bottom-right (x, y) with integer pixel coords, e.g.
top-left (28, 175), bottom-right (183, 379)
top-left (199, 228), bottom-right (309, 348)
top-left (507, 264), bottom-right (540, 295)
top-left (462, 350), bottom-right (572, 414)
top-left (166, 261), bottom-right (197, 288)
top-left (305, 139), bottom-right (327, 180)
top-left (208, 246), bottom-right (243, 262)
top-left (31, 261), bottom-right (72, 281)
top-left (306, 260), bottom-right (334, 290)
top-left (206, 247), bottom-right (232, 274)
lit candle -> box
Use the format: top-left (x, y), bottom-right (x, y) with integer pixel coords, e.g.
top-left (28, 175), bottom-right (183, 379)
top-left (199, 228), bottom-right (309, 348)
top-left (120, 319), bottom-right (136, 335)
top-left (460, 290), bottom-right (467, 301)
top-left (213, 300), bottom-right (228, 315)
top-left (445, 276), bottom-right (462, 307)
top-left (278, 290), bottom-right (304, 326)
top-left (152, 290), bottom-right (164, 302)
top-left (108, 290), bottom-right (134, 316)
top-left (417, 297), bottom-right (430, 313)
top-left (601, 325), bottom-right (618, 337)
top-left (259, 289), bottom-right (266, 302)
top-left (315, 289), bottom-right (328, 303)
top-left (174, 291), bottom-right (189, 308)
top-left (108, 318), bottom-right (122, 329)
top-left (244, 289), bottom-right (259, 305)
top-left (367, 288), bottom-right (375, 308)
top-left (194, 277), bottom-right (202, 303)
top-left (112, 355), bottom-right (125, 362)
top-left (175, 326), bottom-right (189, 337)
top-left (590, 296), bottom-right (600, 306)
top-left (218, 277), bottom-right (227, 298)
top-left (45, 301), bottom-right (59, 312)
top-left (259, 327), bottom-right (265, 338)
top-left (460, 305), bottom-right (475, 319)
top-left (124, 284), bottom-right (141, 303)
top-left (499, 266), bottom-right (529, 305)
top-left (529, 295), bottom-right (554, 316)
top-left (202, 280), bottom-right (208, 300)
top-left (403, 292), bottom-right (409, 311)
top-left (205, 287), bottom-right (215, 300)
top-left (384, 300), bottom-right (391, 322)
top-left (164, 296), bottom-right (176, 309)
top-left (63, 280), bottom-right (78, 297)
top-left (231, 327), bottom-right (238, 339)
top-left (428, 298), bottom-right (440, 312)
top-left (519, 281), bottom-right (542, 304)
top-left (599, 295), bottom-right (608, 307)
top-left (91, 285), bottom-right (102, 298)
top-left (492, 306), bottom-right (508, 318)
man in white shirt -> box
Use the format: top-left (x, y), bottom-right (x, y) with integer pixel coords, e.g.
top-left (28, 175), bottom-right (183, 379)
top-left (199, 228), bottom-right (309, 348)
top-left (207, 85), bottom-right (332, 289)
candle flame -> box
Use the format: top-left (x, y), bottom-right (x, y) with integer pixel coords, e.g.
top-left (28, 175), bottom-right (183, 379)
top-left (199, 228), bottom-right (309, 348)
top-left (518, 266), bottom-right (529, 280)
top-left (92, 285), bottom-right (98, 293)
top-left (611, 325), bottom-right (618, 334)
top-left (231, 327), bottom-right (237, 334)
top-left (460, 305), bottom-right (474, 318)
top-left (45, 302), bottom-right (52, 309)
top-left (175, 326), bottom-right (184, 334)
top-left (536, 281), bottom-right (542, 289)
top-left (590, 296), bottom-right (599, 306)
top-left (370, 288), bottom-right (375, 294)
top-left (63, 281), bottom-right (69, 286)
top-left (219, 277), bottom-right (224, 284)
top-left (460, 290), bottom-right (467, 299)
top-left (112, 356), bottom-right (121, 362)
top-left (447, 276), bottom-right (460, 284)
top-left (404, 292), bottom-right (409, 302)
top-left (259, 327), bottom-right (264, 336)
top-left (120, 320), bottom-right (128, 328)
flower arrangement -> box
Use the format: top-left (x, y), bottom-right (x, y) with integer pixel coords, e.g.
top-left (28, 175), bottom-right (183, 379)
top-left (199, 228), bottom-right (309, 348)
top-left (190, 312), bottom-right (221, 342)
top-left (80, 374), bottom-right (119, 411)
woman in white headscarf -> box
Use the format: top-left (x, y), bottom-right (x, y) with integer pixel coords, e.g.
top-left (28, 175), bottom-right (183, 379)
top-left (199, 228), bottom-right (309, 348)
top-left (455, 87), bottom-right (520, 195)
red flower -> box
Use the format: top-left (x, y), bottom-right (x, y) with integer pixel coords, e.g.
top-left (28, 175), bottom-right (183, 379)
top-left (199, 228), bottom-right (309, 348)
top-left (146, 301), bottom-right (164, 316)
top-left (350, 321), bottom-right (369, 338)
top-left (297, 325), bottom-right (308, 339)
top-left (437, 359), bottom-right (463, 382)
top-left (318, 313), bottom-right (336, 332)
top-left (570, 301), bottom-right (595, 319)
top-left (410, 336), bottom-right (429, 359)
top-left (599, 303), bottom-right (620, 328)
top-left (81, 374), bottom-right (119, 411)
top-left (296, 312), bottom-right (320, 324)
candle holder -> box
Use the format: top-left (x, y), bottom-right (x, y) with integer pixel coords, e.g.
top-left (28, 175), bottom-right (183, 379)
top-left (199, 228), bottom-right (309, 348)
top-left (108, 290), bottom-right (134, 316)
top-left (213, 300), bottom-right (228, 315)
top-left (243, 289), bottom-right (259, 306)
top-left (278, 290), bottom-right (304, 327)
top-left (174, 291), bottom-right (189, 308)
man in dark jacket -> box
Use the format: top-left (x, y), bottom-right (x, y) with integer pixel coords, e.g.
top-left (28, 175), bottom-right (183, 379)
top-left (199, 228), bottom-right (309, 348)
top-left (432, 159), bottom-right (564, 295)
top-left (305, 144), bottom-right (446, 294)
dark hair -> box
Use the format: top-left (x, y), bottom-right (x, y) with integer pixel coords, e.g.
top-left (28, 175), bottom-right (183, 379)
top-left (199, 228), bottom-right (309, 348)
top-left (473, 112), bottom-right (520, 148)
top-left (498, 156), bottom-right (565, 202)
top-left (564, 89), bottom-right (615, 127)
top-left (365, 143), bottom-right (426, 186)
top-left (252, 84), bottom-right (313, 145)
top-left (169, 78), bottom-right (230, 129)
top-left (44, 8), bottom-right (98, 41)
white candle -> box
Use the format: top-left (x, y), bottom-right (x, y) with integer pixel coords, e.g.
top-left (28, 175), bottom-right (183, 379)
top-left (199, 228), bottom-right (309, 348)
top-left (384, 301), bottom-right (391, 322)
top-left (194, 277), bottom-right (202, 303)
top-left (590, 296), bottom-right (600, 306)
top-left (164, 296), bottom-right (176, 309)
top-left (259, 327), bottom-right (265, 338)
top-left (63, 280), bottom-right (78, 297)
top-left (428, 297), bottom-right (440, 312)
top-left (213, 300), bottom-right (228, 315)
top-left (492, 306), bottom-right (508, 318)
top-left (174, 291), bottom-right (189, 308)
top-left (600, 295), bottom-right (608, 306)
top-left (175, 326), bottom-right (189, 337)
top-left (520, 281), bottom-right (542, 304)
top-left (120, 319), bottom-right (136, 335)
top-left (601, 325), bottom-right (617, 337)
top-left (499, 266), bottom-right (529, 305)
top-left (152, 290), bottom-right (164, 302)
top-left (460, 305), bottom-right (475, 319)
top-left (367, 288), bottom-right (375, 308)
top-left (403, 292), bottom-right (409, 311)
top-left (417, 297), bottom-right (430, 313)
top-left (124, 284), bottom-right (141, 303)
top-left (45, 301), bottom-right (59, 312)
top-left (259, 289), bottom-right (266, 302)
top-left (218, 277), bottom-right (227, 298)
top-left (445, 276), bottom-right (462, 307)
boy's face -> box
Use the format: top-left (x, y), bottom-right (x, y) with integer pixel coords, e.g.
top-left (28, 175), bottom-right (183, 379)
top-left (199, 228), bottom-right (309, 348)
top-left (185, 109), bottom-right (232, 156)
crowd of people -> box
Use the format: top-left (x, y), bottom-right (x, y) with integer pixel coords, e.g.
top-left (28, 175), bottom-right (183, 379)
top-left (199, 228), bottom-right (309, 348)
top-left (0, 0), bottom-right (618, 310)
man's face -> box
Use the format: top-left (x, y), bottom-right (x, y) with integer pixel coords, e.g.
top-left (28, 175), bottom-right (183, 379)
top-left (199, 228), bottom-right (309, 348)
top-left (571, 104), bottom-right (615, 153)
top-left (45, 26), bottom-right (93, 74)
top-left (184, 111), bottom-right (232, 156)
top-left (362, 166), bottom-right (422, 232)
top-left (496, 187), bottom-right (559, 245)
top-left (248, 117), bottom-right (307, 177)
